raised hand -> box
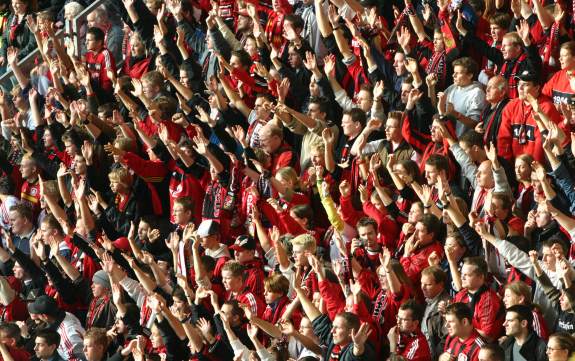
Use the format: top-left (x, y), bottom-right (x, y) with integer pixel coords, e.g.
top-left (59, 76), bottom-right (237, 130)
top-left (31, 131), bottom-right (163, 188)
top-left (351, 323), bottom-right (372, 353)
top-left (339, 180), bottom-right (351, 198)
top-left (323, 55), bottom-right (336, 77)
top-left (516, 19), bottom-right (531, 45)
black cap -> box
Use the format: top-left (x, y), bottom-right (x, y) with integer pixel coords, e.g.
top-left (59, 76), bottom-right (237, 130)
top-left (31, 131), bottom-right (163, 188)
top-left (514, 69), bottom-right (541, 85)
top-left (229, 235), bottom-right (256, 252)
top-left (27, 295), bottom-right (59, 316)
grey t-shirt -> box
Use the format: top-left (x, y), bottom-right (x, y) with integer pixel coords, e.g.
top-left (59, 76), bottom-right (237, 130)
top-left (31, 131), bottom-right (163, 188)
top-left (513, 341), bottom-right (528, 361)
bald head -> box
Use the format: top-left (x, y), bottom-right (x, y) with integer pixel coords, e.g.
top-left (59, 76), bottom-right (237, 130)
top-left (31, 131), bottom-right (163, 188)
top-left (259, 124), bottom-right (283, 154)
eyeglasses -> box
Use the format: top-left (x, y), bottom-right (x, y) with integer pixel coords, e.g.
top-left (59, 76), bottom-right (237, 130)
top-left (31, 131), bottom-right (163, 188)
top-left (396, 316), bottom-right (413, 322)
top-left (547, 346), bottom-right (565, 352)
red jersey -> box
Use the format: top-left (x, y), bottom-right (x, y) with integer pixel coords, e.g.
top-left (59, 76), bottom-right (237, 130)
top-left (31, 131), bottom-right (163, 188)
top-left (443, 330), bottom-right (486, 361)
top-left (396, 330), bottom-right (431, 361)
top-left (20, 180), bottom-right (41, 215)
top-left (226, 290), bottom-right (266, 317)
top-left (453, 287), bottom-right (505, 340)
top-left (542, 68), bottom-right (574, 105)
top-left (85, 48), bottom-right (116, 95)
top-left (497, 96), bottom-right (564, 163)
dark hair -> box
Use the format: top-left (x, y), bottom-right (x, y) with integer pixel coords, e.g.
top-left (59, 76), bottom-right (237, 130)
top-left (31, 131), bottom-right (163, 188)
top-left (421, 266), bottom-right (447, 285)
top-left (231, 50), bottom-right (253, 69)
top-left (356, 217), bottom-right (378, 232)
top-left (344, 108), bottom-right (367, 128)
top-left (41, 214), bottom-right (64, 235)
top-left (9, 204), bottom-right (33, 223)
top-left (336, 312), bottom-right (360, 331)
top-left (200, 255), bottom-right (216, 273)
top-left (425, 154), bottom-right (449, 174)
top-left (172, 287), bottom-right (188, 301)
top-left (223, 300), bottom-right (244, 319)
top-left (491, 192), bottom-right (512, 211)
top-left (284, 14), bottom-right (304, 30)
top-left (479, 344), bottom-right (505, 361)
top-left (86, 27), bottom-right (105, 42)
top-left (400, 299), bottom-right (424, 323)
top-left (308, 96), bottom-right (329, 115)
top-left (464, 256), bottom-right (488, 278)
top-left (549, 332), bottom-right (575, 355)
top-left (398, 159), bottom-right (424, 184)
top-left (459, 130), bottom-right (484, 148)
top-left (452, 56), bottom-right (479, 77)
top-left (419, 214), bottom-right (441, 239)
top-left (0, 176), bottom-right (13, 195)
top-left (506, 304), bottom-right (533, 330)
top-left (36, 329), bottom-right (61, 347)
top-left (445, 302), bottom-right (473, 322)
top-left (291, 204), bottom-right (313, 229)
top-left (0, 323), bottom-right (21, 341)
top-left (489, 12), bottom-right (511, 29)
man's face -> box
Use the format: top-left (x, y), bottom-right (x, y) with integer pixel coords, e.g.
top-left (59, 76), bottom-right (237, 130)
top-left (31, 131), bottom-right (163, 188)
top-left (130, 36), bottom-right (145, 57)
top-left (341, 114), bottom-right (360, 137)
top-left (357, 225), bottom-right (377, 248)
top-left (461, 264), bottom-right (484, 291)
top-left (221, 270), bottom-right (242, 292)
top-left (393, 53), bottom-right (406, 76)
top-left (237, 14), bottom-right (252, 32)
top-left (452, 65), bottom-right (472, 87)
top-left (40, 222), bottom-right (54, 242)
top-left (503, 311), bottom-right (523, 337)
top-left (433, 32), bottom-right (445, 52)
top-left (64, 140), bottom-right (77, 157)
top-left (501, 38), bottom-right (520, 60)
top-left (200, 234), bottom-right (218, 249)
top-left (91, 283), bottom-right (107, 298)
top-left (541, 246), bottom-right (556, 270)
top-left (421, 274), bottom-right (443, 299)
top-left (476, 161), bottom-right (494, 189)
top-left (254, 97), bottom-right (272, 120)
top-left (424, 164), bottom-right (440, 185)
top-left (331, 316), bottom-right (351, 345)
top-left (20, 159), bottom-right (36, 180)
top-left (142, 80), bottom-right (158, 100)
top-left (415, 222), bottom-right (433, 246)
top-left (292, 244), bottom-right (308, 267)
top-left (444, 314), bottom-right (463, 337)
top-left (172, 203), bottom-right (191, 225)
top-left (430, 121), bottom-right (443, 143)
top-left (517, 80), bottom-right (540, 101)
top-left (385, 117), bottom-right (401, 142)
top-left (259, 128), bottom-right (280, 154)
top-left (86, 12), bottom-right (100, 29)
top-left (400, 83), bottom-right (412, 104)
top-left (34, 337), bottom-right (56, 359)
top-left (514, 158), bottom-right (531, 182)
top-left (307, 102), bottom-right (325, 121)
top-left (234, 248), bottom-right (254, 264)
top-left (485, 77), bottom-right (506, 104)
top-left (287, 47), bottom-right (302, 69)
top-left (9, 211), bottom-right (26, 235)
top-left (356, 90), bottom-right (373, 112)
top-left (264, 286), bottom-right (282, 304)
top-left (83, 338), bottom-right (104, 361)
top-left (397, 309), bottom-right (417, 333)
top-left (12, 262), bottom-right (25, 279)
top-left (85, 33), bottom-right (100, 52)
top-left (490, 24), bottom-right (506, 42)
top-left (479, 348), bottom-right (499, 361)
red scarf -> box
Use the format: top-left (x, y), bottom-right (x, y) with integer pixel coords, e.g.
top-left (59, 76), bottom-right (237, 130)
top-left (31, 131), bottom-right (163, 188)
top-left (86, 294), bottom-right (110, 328)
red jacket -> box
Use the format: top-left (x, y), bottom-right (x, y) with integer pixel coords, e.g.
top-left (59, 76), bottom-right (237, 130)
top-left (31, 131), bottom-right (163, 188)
top-left (454, 286), bottom-right (505, 340)
top-left (497, 96), bottom-right (563, 163)
top-left (400, 241), bottom-right (444, 285)
top-left (444, 330), bottom-right (485, 361)
top-left (396, 329), bottom-right (432, 361)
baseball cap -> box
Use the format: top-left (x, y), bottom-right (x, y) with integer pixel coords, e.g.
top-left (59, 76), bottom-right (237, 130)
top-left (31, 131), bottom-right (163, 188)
top-left (229, 235), bottom-right (256, 252)
top-left (197, 220), bottom-right (220, 237)
top-left (514, 69), bottom-right (541, 84)
top-left (28, 295), bottom-right (59, 316)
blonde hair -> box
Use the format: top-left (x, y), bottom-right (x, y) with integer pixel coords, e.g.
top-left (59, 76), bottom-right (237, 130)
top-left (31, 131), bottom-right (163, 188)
top-left (290, 234), bottom-right (316, 254)
top-left (276, 167), bottom-right (302, 191)
top-left (108, 168), bottom-right (133, 189)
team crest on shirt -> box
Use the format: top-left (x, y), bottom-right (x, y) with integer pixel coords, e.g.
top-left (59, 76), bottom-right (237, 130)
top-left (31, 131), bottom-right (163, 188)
top-left (30, 187), bottom-right (38, 196)
top-left (458, 355), bottom-right (468, 361)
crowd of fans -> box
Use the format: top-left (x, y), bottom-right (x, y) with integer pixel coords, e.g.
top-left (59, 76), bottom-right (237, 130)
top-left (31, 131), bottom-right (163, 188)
top-left (1, 0), bottom-right (575, 359)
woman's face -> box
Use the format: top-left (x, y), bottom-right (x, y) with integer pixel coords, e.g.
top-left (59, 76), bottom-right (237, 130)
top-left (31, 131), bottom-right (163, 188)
top-left (12, 0), bottom-right (27, 15)
top-left (559, 47), bottom-right (575, 70)
top-left (130, 35), bottom-right (145, 57)
top-left (408, 204), bottom-right (423, 224)
top-left (150, 325), bottom-right (163, 348)
top-left (433, 32), bottom-right (445, 53)
top-left (503, 288), bottom-right (522, 308)
top-left (547, 336), bottom-right (570, 361)
top-left (394, 164), bottom-right (412, 184)
top-left (244, 38), bottom-right (257, 57)
top-left (515, 158), bottom-right (531, 182)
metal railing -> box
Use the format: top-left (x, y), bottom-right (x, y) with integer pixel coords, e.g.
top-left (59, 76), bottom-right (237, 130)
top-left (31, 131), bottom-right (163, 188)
top-left (0, 0), bottom-right (109, 89)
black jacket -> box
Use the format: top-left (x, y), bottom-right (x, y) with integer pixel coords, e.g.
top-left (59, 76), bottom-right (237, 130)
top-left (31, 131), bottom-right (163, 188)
top-left (501, 331), bottom-right (548, 361)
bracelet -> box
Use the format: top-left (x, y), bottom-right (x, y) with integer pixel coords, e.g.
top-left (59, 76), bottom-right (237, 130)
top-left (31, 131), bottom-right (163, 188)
top-left (424, 204), bottom-right (432, 209)
top-left (442, 201), bottom-right (450, 209)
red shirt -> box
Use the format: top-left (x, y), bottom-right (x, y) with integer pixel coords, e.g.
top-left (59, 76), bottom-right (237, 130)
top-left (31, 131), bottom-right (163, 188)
top-left (85, 48), bottom-right (116, 94)
top-left (454, 287), bottom-right (505, 340)
top-left (443, 330), bottom-right (486, 361)
top-left (20, 180), bottom-right (40, 215)
top-left (542, 68), bottom-right (574, 105)
top-left (396, 330), bottom-right (431, 361)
